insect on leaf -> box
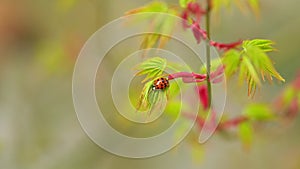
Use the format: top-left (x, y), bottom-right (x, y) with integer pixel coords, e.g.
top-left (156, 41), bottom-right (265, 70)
top-left (135, 57), bottom-right (171, 114)
top-left (136, 81), bottom-right (168, 115)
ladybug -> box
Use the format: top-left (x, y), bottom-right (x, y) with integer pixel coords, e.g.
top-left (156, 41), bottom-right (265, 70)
top-left (152, 77), bottom-right (169, 90)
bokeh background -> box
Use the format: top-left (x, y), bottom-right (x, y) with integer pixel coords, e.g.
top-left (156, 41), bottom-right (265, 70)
top-left (0, 0), bottom-right (299, 169)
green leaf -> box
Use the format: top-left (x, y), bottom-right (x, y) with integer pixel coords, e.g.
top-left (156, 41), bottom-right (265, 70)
top-left (242, 56), bottom-right (260, 84)
top-left (282, 87), bottom-right (296, 106)
top-left (125, 1), bottom-right (168, 15)
top-left (136, 57), bottom-right (167, 82)
top-left (237, 39), bottom-right (285, 96)
top-left (140, 34), bottom-right (160, 50)
top-left (147, 89), bottom-right (168, 114)
top-left (200, 59), bottom-right (222, 74)
top-left (243, 39), bottom-right (275, 53)
top-left (246, 46), bottom-right (285, 82)
top-left (212, 0), bottom-right (232, 12)
top-left (212, 0), bottom-right (260, 16)
top-left (126, 2), bottom-right (179, 50)
top-left (136, 81), bottom-right (153, 111)
top-left (166, 62), bottom-right (185, 72)
top-left (248, 0), bottom-right (260, 16)
top-left (167, 79), bottom-right (181, 98)
top-left (239, 55), bottom-right (261, 96)
top-left (222, 49), bottom-right (241, 77)
top-left (238, 121), bottom-right (253, 150)
top-left (179, 0), bottom-right (195, 8)
top-left (243, 104), bottom-right (274, 120)
top-left (165, 100), bottom-right (182, 118)
top-left (136, 80), bottom-right (168, 114)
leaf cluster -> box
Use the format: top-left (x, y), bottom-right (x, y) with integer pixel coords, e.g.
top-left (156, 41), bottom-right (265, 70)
top-left (222, 39), bottom-right (285, 96)
top-left (125, 2), bottom-right (179, 50)
top-left (135, 57), bottom-right (181, 113)
top-left (238, 103), bottom-right (274, 149)
top-left (212, 0), bottom-right (260, 16)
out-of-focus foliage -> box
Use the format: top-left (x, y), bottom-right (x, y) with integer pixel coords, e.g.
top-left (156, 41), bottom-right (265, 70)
top-left (179, 0), bottom-right (195, 8)
top-left (212, 0), bottom-right (260, 16)
top-left (125, 1), bottom-right (169, 14)
top-left (238, 121), bottom-right (253, 150)
top-left (125, 2), bottom-right (179, 50)
top-left (243, 104), bottom-right (274, 121)
top-left (282, 87), bottom-right (297, 108)
top-left (56, 0), bottom-right (78, 12)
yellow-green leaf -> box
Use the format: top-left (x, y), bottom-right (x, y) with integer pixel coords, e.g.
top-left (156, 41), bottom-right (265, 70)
top-left (222, 49), bottom-right (241, 77)
top-left (239, 55), bottom-right (261, 95)
top-left (238, 121), bottom-right (253, 150)
top-left (248, 0), bottom-right (260, 16)
top-left (135, 57), bottom-right (167, 82)
top-left (243, 39), bottom-right (275, 53)
top-left (282, 87), bottom-right (296, 107)
top-left (246, 46), bottom-right (285, 82)
top-left (136, 81), bottom-right (153, 111)
top-left (179, 0), bottom-right (195, 8)
top-left (243, 104), bottom-right (274, 120)
top-left (125, 1), bottom-right (168, 15)
top-left (164, 100), bottom-right (182, 118)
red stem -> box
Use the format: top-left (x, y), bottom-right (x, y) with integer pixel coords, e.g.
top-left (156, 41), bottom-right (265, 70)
top-left (183, 113), bottom-right (249, 131)
top-left (217, 116), bottom-right (248, 130)
top-left (168, 72), bottom-right (206, 80)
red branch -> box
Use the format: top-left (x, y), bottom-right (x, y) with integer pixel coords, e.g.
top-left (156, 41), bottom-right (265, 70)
top-left (217, 116), bottom-right (248, 130)
top-left (183, 113), bottom-right (248, 131)
top-left (185, 71), bottom-right (300, 133)
top-left (168, 65), bottom-right (224, 84)
top-left (210, 40), bottom-right (242, 51)
top-left (181, 2), bottom-right (242, 50)
top-left (179, 2), bottom-right (299, 133)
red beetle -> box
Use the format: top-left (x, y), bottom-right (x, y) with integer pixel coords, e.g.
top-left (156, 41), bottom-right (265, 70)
top-left (153, 77), bottom-right (169, 90)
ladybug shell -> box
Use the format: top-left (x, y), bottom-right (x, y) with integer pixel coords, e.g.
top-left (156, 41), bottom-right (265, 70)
top-left (153, 77), bottom-right (169, 90)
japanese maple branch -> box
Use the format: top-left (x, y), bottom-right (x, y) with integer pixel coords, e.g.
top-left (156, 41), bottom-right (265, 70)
top-left (183, 71), bottom-right (300, 132)
top-left (167, 65), bottom-right (224, 83)
top-left (183, 112), bottom-right (248, 130)
top-left (205, 0), bottom-right (212, 108)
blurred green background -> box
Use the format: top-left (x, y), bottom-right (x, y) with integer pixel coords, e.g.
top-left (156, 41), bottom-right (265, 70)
top-left (0, 0), bottom-right (299, 169)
